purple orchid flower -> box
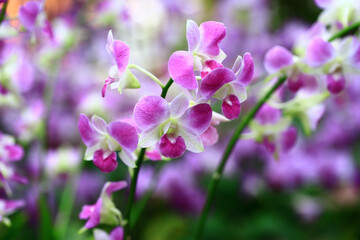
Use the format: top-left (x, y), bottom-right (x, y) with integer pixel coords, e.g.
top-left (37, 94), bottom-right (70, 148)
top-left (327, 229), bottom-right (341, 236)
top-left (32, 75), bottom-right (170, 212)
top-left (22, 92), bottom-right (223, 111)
top-left (168, 20), bottom-right (227, 89)
top-left (199, 53), bottom-right (254, 120)
top-left (94, 227), bottom-right (124, 240)
top-left (103, 30), bottom-right (140, 97)
top-left (133, 94), bottom-right (212, 158)
top-left (0, 199), bottom-right (25, 226)
top-left (78, 114), bottom-right (138, 171)
top-left (19, 1), bottom-right (42, 31)
top-left (79, 181), bottom-right (127, 230)
top-left (0, 131), bottom-right (24, 162)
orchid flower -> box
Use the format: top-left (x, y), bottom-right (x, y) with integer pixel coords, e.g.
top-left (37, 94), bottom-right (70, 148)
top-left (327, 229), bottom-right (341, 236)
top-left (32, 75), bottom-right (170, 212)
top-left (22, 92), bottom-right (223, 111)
top-left (79, 181), bottom-right (127, 230)
top-left (305, 37), bottom-right (360, 94)
top-left (102, 30), bottom-right (140, 97)
top-left (133, 94), bottom-right (212, 158)
top-left (168, 20), bottom-right (226, 89)
top-left (78, 114), bottom-right (138, 171)
top-left (0, 132), bottom-right (24, 163)
top-left (0, 199), bottom-right (25, 226)
top-left (93, 227), bottom-right (124, 240)
top-left (19, 1), bottom-right (42, 31)
top-left (199, 53), bottom-right (254, 120)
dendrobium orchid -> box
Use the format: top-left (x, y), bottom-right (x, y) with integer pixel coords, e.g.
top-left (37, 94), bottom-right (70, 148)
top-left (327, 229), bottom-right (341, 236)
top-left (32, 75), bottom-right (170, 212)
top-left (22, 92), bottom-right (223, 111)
top-left (79, 181), bottom-right (127, 230)
top-left (134, 94), bottom-right (212, 158)
top-left (78, 114), bottom-right (138, 171)
top-left (168, 20), bottom-right (226, 89)
top-left (199, 53), bottom-right (254, 120)
top-left (102, 30), bottom-right (140, 97)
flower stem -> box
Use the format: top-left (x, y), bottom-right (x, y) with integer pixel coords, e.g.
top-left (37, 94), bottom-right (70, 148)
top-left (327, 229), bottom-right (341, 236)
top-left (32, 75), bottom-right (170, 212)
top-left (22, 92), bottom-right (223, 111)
top-left (128, 64), bottom-right (165, 88)
top-left (328, 21), bottom-right (360, 42)
top-left (124, 78), bottom-right (173, 239)
top-left (194, 75), bottom-right (287, 240)
top-left (0, 1), bottom-right (8, 26)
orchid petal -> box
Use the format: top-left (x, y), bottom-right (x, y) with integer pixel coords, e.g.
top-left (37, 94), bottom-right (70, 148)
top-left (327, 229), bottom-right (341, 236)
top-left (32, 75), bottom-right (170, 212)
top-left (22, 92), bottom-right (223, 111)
top-left (280, 126), bottom-right (297, 152)
top-left (107, 121), bottom-right (138, 152)
top-left (180, 103), bottom-right (212, 135)
top-left (93, 150), bottom-right (118, 173)
top-left (237, 52), bottom-right (254, 86)
top-left (264, 46), bottom-right (294, 73)
top-left (19, 1), bottom-right (41, 31)
top-left (222, 94), bottom-right (241, 120)
top-left (178, 128), bottom-right (204, 153)
top-left (5, 145), bottom-right (23, 161)
top-left (78, 114), bottom-right (100, 147)
top-left (139, 127), bottom-right (161, 148)
top-left (168, 51), bottom-right (197, 89)
top-left (118, 150), bottom-right (136, 168)
top-left (84, 144), bottom-right (99, 160)
top-left (200, 67), bottom-right (236, 99)
top-left (170, 93), bottom-right (189, 118)
top-left (134, 96), bottom-right (170, 131)
top-left (91, 115), bottom-right (108, 134)
top-left (108, 39), bottom-right (130, 75)
top-left (198, 21), bottom-right (226, 56)
top-left (201, 125), bottom-right (219, 146)
top-left (104, 181), bottom-right (128, 196)
top-left (159, 134), bottom-right (186, 158)
top-left (186, 20), bottom-right (200, 52)
top-left (314, 0), bottom-right (333, 8)
top-left (256, 104), bottom-right (281, 125)
top-left (306, 38), bottom-right (335, 67)
top-left (110, 227), bottom-right (124, 240)
top-left (231, 82), bottom-right (248, 103)
top-left (326, 74), bottom-right (345, 94)
top-left (231, 55), bottom-right (243, 74)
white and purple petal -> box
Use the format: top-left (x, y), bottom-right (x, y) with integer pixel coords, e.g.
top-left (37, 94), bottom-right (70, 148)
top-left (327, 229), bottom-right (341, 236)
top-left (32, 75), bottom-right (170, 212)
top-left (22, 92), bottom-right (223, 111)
top-left (78, 114), bottom-right (101, 147)
top-left (180, 103), bottom-right (212, 135)
top-left (264, 46), bottom-right (294, 73)
top-left (134, 96), bottom-right (170, 131)
top-left (306, 38), bottom-right (335, 67)
top-left (186, 20), bottom-right (200, 52)
top-left (107, 121), bottom-right (138, 152)
top-left (198, 21), bottom-right (226, 56)
top-left (237, 52), bottom-right (254, 86)
top-left (93, 150), bottom-right (118, 173)
top-left (200, 67), bottom-right (236, 99)
top-left (169, 93), bottom-right (189, 118)
top-left (168, 51), bottom-right (197, 89)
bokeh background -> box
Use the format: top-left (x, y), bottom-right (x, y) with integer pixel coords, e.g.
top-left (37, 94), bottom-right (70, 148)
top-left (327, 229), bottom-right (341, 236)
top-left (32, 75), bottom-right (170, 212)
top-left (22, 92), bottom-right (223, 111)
top-left (1, 0), bottom-right (360, 239)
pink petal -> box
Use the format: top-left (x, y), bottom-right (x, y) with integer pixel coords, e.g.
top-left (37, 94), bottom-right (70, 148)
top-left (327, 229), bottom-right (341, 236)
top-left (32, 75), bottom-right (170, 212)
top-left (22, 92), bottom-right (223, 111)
top-left (263, 137), bottom-right (276, 153)
top-left (200, 125), bottom-right (219, 146)
top-left (110, 227), bottom-right (124, 240)
top-left (222, 94), bottom-right (241, 120)
top-left (326, 74), bottom-right (345, 94)
top-left (93, 150), bottom-right (118, 173)
top-left (306, 38), bottom-right (335, 67)
top-left (106, 31), bottom-right (130, 74)
top-left (134, 96), bottom-right (170, 131)
top-left (19, 1), bottom-right (41, 31)
top-left (200, 60), bottom-right (223, 78)
top-left (198, 21), bottom-right (226, 56)
top-left (5, 145), bottom-right (24, 161)
top-left (168, 51), bottom-right (197, 89)
top-left (256, 104), bottom-right (281, 125)
top-left (146, 148), bottom-right (162, 161)
top-left (200, 67), bottom-right (236, 99)
top-left (280, 126), bottom-right (297, 152)
top-left (102, 77), bottom-right (115, 98)
top-left (351, 39), bottom-right (360, 66)
top-left (107, 121), bottom-right (138, 152)
top-left (181, 103), bottom-right (212, 135)
top-left (80, 200), bottom-right (102, 229)
top-left (159, 134), bottom-right (186, 158)
top-left (186, 20), bottom-right (200, 52)
top-left (287, 74), bottom-right (305, 92)
top-left (237, 52), bottom-right (254, 86)
top-left (78, 114), bottom-right (100, 147)
top-left (104, 181), bottom-right (128, 196)
top-left (264, 46), bottom-right (294, 73)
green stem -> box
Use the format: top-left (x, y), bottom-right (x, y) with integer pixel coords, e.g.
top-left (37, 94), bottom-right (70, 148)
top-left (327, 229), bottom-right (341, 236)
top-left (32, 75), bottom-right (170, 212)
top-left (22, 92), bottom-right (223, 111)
top-left (0, 1), bottom-right (8, 26)
top-left (328, 21), bottom-right (360, 42)
top-left (194, 75), bottom-right (287, 240)
top-left (161, 78), bottom-right (173, 98)
top-left (124, 78), bottom-right (173, 239)
top-left (128, 64), bottom-right (164, 88)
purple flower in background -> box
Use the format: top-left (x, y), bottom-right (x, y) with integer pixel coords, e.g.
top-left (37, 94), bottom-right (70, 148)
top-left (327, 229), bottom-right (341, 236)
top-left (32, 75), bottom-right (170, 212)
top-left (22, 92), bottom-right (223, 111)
top-left (0, 132), bottom-right (24, 163)
top-left (0, 199), bottom-right (25, 226)
top-left (168, 20), bottom-right (226, 89)
top-left (200, 53), bottom-right (254, 119)
top-left (134, 94), bottom-right (212, 158)
top-left (79, 181), bottom-right (127, 229)
top-left (19, 1), bottom-right (42, 31)
top-left (94, 227), bottom-right (124, 240)
top-left (78, 114), bottom-right (138, 170)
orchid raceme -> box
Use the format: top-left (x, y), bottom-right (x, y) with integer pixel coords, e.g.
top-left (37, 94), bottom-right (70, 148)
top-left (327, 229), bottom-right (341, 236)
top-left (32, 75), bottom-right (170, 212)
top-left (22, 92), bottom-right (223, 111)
top-left (199, 53), bottom-right (254, 120)
top-left (102, 30), bottom-right (140, 97)
top-left (78, 114), bottom-right (138, 170)
top-left (79, 181), bottom-right (127, 230)
top-left (133, 93), bottom-right (212, 158)
top-left (168, 20), bottom-right (226, 89)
